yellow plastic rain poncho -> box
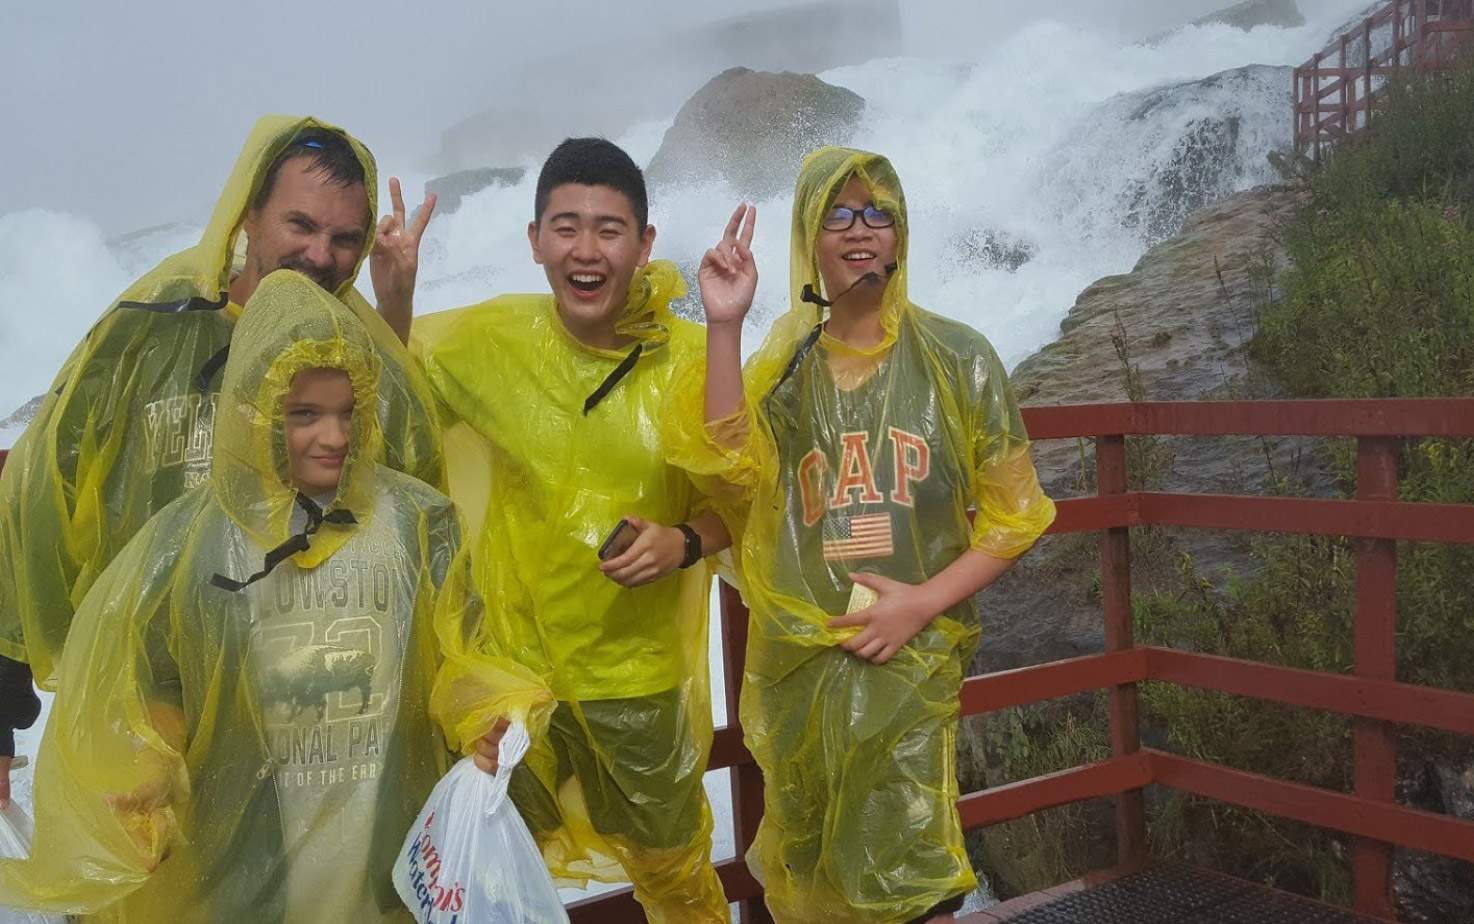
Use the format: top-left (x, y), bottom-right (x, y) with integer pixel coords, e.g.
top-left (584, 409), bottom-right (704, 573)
top-left (0, 115), bottom-right (444, 689)
top-left (413, 262), bottom-right (727, 924)
top-left (664, 148), bottom-right (1057, 924)
top-left (0, 270), bottom-right (549, 924)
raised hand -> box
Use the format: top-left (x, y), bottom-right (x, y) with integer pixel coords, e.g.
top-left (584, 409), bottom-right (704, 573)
top-left (370, 177), bottom-right (437, 344)
top-left (698, 203), bottom-right (758, 327)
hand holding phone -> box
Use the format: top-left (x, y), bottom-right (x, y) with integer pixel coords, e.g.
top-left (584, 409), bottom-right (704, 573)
top-left (598, 519), bottom-right (637, 561)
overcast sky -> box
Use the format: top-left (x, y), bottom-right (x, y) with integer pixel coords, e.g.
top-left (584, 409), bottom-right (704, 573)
top-left (2, 0), bottom-right (1279, 235)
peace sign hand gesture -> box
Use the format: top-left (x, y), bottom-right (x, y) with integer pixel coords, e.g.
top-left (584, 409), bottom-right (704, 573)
top-left (699, 203), bottom-right (758, 328)
top-left (370, 177), bottom-right (436, 344)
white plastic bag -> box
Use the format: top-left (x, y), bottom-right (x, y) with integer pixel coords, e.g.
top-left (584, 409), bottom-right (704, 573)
top-left (0, 801), bottom-right (67, 924)
top-left (394, 723), bottom-right (567, 924)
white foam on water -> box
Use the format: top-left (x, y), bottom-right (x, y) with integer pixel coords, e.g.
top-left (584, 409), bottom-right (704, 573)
top-left (0, 4), bottom-right (1370, 431)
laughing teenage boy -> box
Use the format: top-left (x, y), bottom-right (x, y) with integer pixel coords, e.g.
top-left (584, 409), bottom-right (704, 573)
top-left (392, 138), bottom-right (730, 924)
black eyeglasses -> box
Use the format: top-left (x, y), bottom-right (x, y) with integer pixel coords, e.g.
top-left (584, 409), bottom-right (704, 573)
top-left (821, 205), bottom-right (896, 232)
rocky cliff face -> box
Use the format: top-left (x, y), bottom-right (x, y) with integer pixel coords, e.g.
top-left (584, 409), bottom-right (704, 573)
top-left (954, 180), bottom-right (1321, 903)
top-left (977, 182), bottom-right (1310, 672)
top-left (965, 179), bottom-right (1473, 920)
top-left (1042, 65), bottom-right (1293, 248)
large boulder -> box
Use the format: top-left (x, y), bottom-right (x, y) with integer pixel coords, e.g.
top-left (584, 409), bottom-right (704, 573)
top-left (425, 166), bottom-right (528, 215)
top-left (1192, 0), bottom-right (1305, 30)
top-left (645, 67), bottom-right (865, 199)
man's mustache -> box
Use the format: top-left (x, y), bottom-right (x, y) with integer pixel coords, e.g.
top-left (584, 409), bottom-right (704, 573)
top-left (275, 257), bottom-right (341, 290)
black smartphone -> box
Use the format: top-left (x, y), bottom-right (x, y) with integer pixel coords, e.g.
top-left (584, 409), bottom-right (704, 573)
top-left (597, 519), bottom-right (636, 561)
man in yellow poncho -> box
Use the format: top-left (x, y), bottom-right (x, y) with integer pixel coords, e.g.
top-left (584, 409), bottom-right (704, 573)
top-left (0, 270), bottom-right (550, 924)
top-left (395, 138), bottom-right (731, 924)
top-left (673, 148), bottom-right (1057, 924)
top-left (0, 116), bottom-right (444, 795)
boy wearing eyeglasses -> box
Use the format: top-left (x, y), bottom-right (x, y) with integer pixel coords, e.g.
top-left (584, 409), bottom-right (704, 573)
top-left (675, 147), bottom-right (1057, 924)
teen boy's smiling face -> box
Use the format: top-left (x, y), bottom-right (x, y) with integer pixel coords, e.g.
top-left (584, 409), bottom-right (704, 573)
top-left (814, 174), bottom-right (898, 311)
top-left (528, 183), bottom-right (657, 349)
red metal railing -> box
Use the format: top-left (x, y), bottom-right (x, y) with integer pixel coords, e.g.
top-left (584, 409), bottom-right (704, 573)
top-left (1294, 0), bottom-right (1474, 158)
top-left (569, 398), bottom-right (1474, 924)
top-left (8, 397), bottom-right (1474, 923)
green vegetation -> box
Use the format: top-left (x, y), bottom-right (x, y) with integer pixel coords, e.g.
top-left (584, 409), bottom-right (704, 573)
top-left (968, 700), bottom-right (1113, 896)
top-left (977, 62), bottom-right (1474, 907)
top-left (1251, 59), bottom-right (1474, 695)
top-left (1149, 61), bottom-right (1474, 902)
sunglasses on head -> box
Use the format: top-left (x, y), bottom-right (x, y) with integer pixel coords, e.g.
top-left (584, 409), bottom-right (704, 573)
top-left (821, 205), bottom-right (896, 232)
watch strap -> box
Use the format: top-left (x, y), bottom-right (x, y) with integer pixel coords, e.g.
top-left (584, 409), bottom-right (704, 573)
top-left (675, 523), bottom-right (702, 569)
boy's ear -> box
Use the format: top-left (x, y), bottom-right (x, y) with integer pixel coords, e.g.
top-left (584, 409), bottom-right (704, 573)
top-left (528, 220), bottom-right (544, 265)
top-left (637, 223), bottom-right (656, 267)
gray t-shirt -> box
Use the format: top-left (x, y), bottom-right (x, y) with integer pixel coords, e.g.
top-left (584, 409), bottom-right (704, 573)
top-left (250, 502), bottom-right (409, 923)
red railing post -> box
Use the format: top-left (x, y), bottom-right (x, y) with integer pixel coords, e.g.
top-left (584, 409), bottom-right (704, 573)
top-left (1417, 0), bottom-right (1430, 67)
top-left (1293, 65), bottom-right (1304, 153)
top-left (1352, 437), bottom-right (1399, 921)
top-left (720, 582), bottom-right (773, 924)
top-left (1097, 434), bottom-right (1145, 867)
top-left (1364, 17), bottom-right (1375, 131)
top-left (1394, 0), bottom-right (1405, 71)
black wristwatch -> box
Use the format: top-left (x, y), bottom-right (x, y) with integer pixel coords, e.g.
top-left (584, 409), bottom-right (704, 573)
top-left (675, 523), bottom-right (702, 569)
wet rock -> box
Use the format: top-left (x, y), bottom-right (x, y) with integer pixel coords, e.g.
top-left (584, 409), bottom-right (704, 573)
top-left (1047, 65), bottom-right (1292, 247)
top-left (2, 395), bottom-right (42, 432)
top-left (1394, 759), bottom-right (1474, 922)
top-left (972, 183), bottom-right (1326, 677)
top-left (106, 222), bottom-right (201, 278)
top-left (948, 229), bottom-right (1039, 273)
top-left (425, 166), bottom-right (528, 215)
top-left (963, 181), bottom-right (1329, 900)
top-left (645, 67), bottom-right (865, 199)
top-left (1192, 0), bottom-right (1306, 30)
top-left (1013, 182), bottom-right (1311, 489)
top-left (966, 181), bottom-right (1470, 922)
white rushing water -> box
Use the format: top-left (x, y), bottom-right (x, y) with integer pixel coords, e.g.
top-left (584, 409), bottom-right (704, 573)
top-left (3, 1), bottom-right (1374, 911)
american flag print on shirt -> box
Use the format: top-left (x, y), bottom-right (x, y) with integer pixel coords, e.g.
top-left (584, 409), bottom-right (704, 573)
top-left (821, 512), bottom-right (894, 560)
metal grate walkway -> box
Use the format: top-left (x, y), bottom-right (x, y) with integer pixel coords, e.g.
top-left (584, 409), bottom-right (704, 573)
top-left (972, 864), bottom-right (1385, 924)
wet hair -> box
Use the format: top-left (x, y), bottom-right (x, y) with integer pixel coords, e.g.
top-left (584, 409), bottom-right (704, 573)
top-left (534, 137), bottom-right (649, 229)
top-left (252, 129), bottom-right (366, 211)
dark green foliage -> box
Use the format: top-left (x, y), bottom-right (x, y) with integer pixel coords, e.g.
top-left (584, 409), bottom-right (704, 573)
top-left (975, 63), bottom-right (1474, 913)
top-left (972, 702), bottom-right (1113, 898)
top-left (1254, 197), bottom-right (1474, 398)
top-left (1135, 545), bottom-right (1355, 902)
top-left (1140, 60), bottom-right (1474, 907)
